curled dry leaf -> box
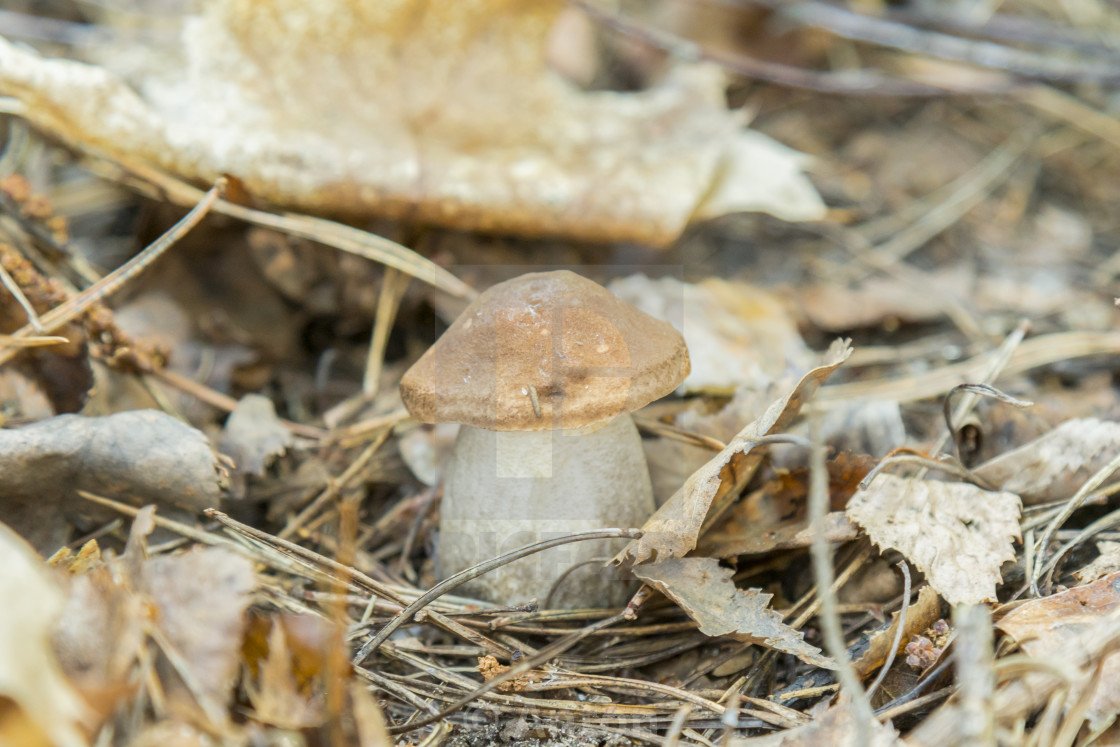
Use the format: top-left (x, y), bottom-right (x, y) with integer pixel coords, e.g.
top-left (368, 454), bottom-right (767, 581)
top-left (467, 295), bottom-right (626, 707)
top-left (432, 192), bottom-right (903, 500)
top-left (632, 557), bottom-right (834, 669)
top-left (0, 0), bottom-right (824, 246)
top-left (852, 586), bottom-right (942, 679)
top-left (847, 474), bottom-right (1021, 605)
top-left (0, 410), bottom-right (223, 553)
top-left (734, 699), bottom-right (904, 746)
top-left (0, 522), bottom-right (91, 747)
top-left (616, 340), bottom-right (851, 565)
top-left (996, 571), bottom-right (1120, 732)
top-left (973, 417), bottom-right (1120, 505)
top-left (608, 275), bottom-right (812, 394)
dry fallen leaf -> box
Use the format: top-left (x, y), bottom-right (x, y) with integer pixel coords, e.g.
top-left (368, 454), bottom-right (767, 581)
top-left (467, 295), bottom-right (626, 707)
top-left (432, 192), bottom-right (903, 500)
top-left (397, 423), bottom-right (460, 487)
top-left (608, 274), bottom-right (812, 394)
top-left (219, 394), bottom-right (291, 477)
top-left (699, 510), bottom-right (859, 559)
top-left (0, 0), bottom-right (824, 246)
top-left (52, 513), bottom-right (255, 731)
top-left (735, 699), bottom-right (904, 746)
top-left (245, 622), bottom-right (323, 729)
top-left (219, 394), bottom-right (292, 498)
top-left (796, 267), bottom-right (970, 332)
top-left (0, 522), bottom-right (91, 747)
top-left (632, 557), bottom-right (834, 668)
top-left (0, 410), bottom-right (224, 552)
top-left (847, 474), bottom-right (1021, 605)
top-left (1076, 541), bottom-right (1120, 585)
top-left (698, 453), bottom-right (872, 558)
top-left (852, 586), bottom-right (942, 679)
top-left (973, 418), bottom-right (1120, 505)
top-left (142, 547), bottom-right (255, 720)
top-left (997, 571), bottom-right (1120, 732)
top-left (616, 340), bottom-right (851, 565)
top-left (350, 682), bottom-right (393, 747)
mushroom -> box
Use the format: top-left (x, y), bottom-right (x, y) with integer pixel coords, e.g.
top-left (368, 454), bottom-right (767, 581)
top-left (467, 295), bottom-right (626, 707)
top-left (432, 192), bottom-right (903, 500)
top-left (400, 270), bottom-right (690, 608)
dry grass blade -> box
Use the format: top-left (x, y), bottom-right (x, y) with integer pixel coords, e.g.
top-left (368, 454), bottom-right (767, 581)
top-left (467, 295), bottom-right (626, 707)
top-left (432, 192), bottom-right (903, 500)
top-left (815, 330), bottom-right (1120, 409)
top-left (108, 156), bottom-right (476, 299)
top-left (954, 604), bottom-right (996, 746)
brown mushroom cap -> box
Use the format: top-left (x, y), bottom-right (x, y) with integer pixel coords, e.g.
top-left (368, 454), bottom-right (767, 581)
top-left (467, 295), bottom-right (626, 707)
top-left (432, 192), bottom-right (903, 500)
top-left (401, 270), bottom-right (690, 431)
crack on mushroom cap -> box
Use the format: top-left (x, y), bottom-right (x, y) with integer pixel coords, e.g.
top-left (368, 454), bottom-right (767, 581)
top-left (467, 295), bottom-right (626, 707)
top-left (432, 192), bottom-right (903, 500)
top-left (401, 270), bottom-right (690, 431)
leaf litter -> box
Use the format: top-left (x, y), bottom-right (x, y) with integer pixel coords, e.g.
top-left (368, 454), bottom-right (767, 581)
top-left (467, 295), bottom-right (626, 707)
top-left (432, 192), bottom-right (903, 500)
top-left (847, 474), bottom-right (1022, 605)
top-left (2, 1), bottom-right (1120, 745)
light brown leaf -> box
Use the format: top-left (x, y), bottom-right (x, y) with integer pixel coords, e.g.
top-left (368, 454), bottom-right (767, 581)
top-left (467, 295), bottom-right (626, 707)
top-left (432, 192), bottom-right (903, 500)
top-left (997, 571), bottom-right (1120, 731)
top-left (735, 699), bottom-right (904, 746)
top-left (852, 586), bottom-right (942, 679)
top-left (847, 474), bottom-right (1021, 605)
top-left (608, 275), bottom-right (812, 394)
top-left (699, 511), bottom-right (858, 559)
top-left (697, 453), bottom-right (873, 558)
top-left (0, 410), bottom-right (223, 553)
top-left (616, 340), bottom-right (851, 565)
top-left (974, 418), bottom-right (1120, 505)
top-left (797, 267), bottom-right (969, 332)
top-left (1075, 541), bottom-right (1120, 585)
top-left (0, 522), bottom-right (91, 747)
top-left (0, 1), bottom-right (823, 246)
top-left (141, 547), bottom-right (255, 718)
top-left (246, 622), bottom-right (323, 730)
top-left (632, 557), bottom-right (834, 668)
top-left (219, 394), bottom-right (291, 477)
top-left (350, 682), bottom-right (392, 747)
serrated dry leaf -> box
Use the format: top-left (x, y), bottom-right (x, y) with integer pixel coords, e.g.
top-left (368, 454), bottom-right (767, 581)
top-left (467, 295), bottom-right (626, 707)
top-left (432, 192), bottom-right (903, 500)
top-left (0, 0), bottom-right (824, 246)
top-left (0, 410), bottom-right (223, 552)
top-left (608, 275), bottom-right (812, 394)
top-left (616, 340), bottom-right (851, 565)
top-left (974, 418), bottom-right (1120, 505)
top-left (735, 699), bottom-right (903, 746)
top-left (847, 475), bottom-right (1021, 605)
top-left (997, 571), bottom-right (1120, 731)
top-left (632, 557), bottom-right (834, 668)
top-left (0, 523), bottom-right (91, 747)
top-left (1075, 541), bottom-right (1120, 585)
top-left (853, 586), bottom-right (941, 679)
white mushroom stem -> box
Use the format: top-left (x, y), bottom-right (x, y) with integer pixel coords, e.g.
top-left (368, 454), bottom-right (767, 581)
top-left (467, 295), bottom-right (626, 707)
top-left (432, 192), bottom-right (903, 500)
top-left (439, 414), bottom-right (655, 609)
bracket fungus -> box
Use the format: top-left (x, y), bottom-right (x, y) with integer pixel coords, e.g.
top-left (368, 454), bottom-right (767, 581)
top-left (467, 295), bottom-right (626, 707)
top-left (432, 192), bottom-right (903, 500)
top-left (401, 270), bottom-right (690, 608)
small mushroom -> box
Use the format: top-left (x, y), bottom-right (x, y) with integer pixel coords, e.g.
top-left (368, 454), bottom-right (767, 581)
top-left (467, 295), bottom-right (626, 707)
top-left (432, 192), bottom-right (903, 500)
top-left (400, 270), bottom-right (690, 608)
